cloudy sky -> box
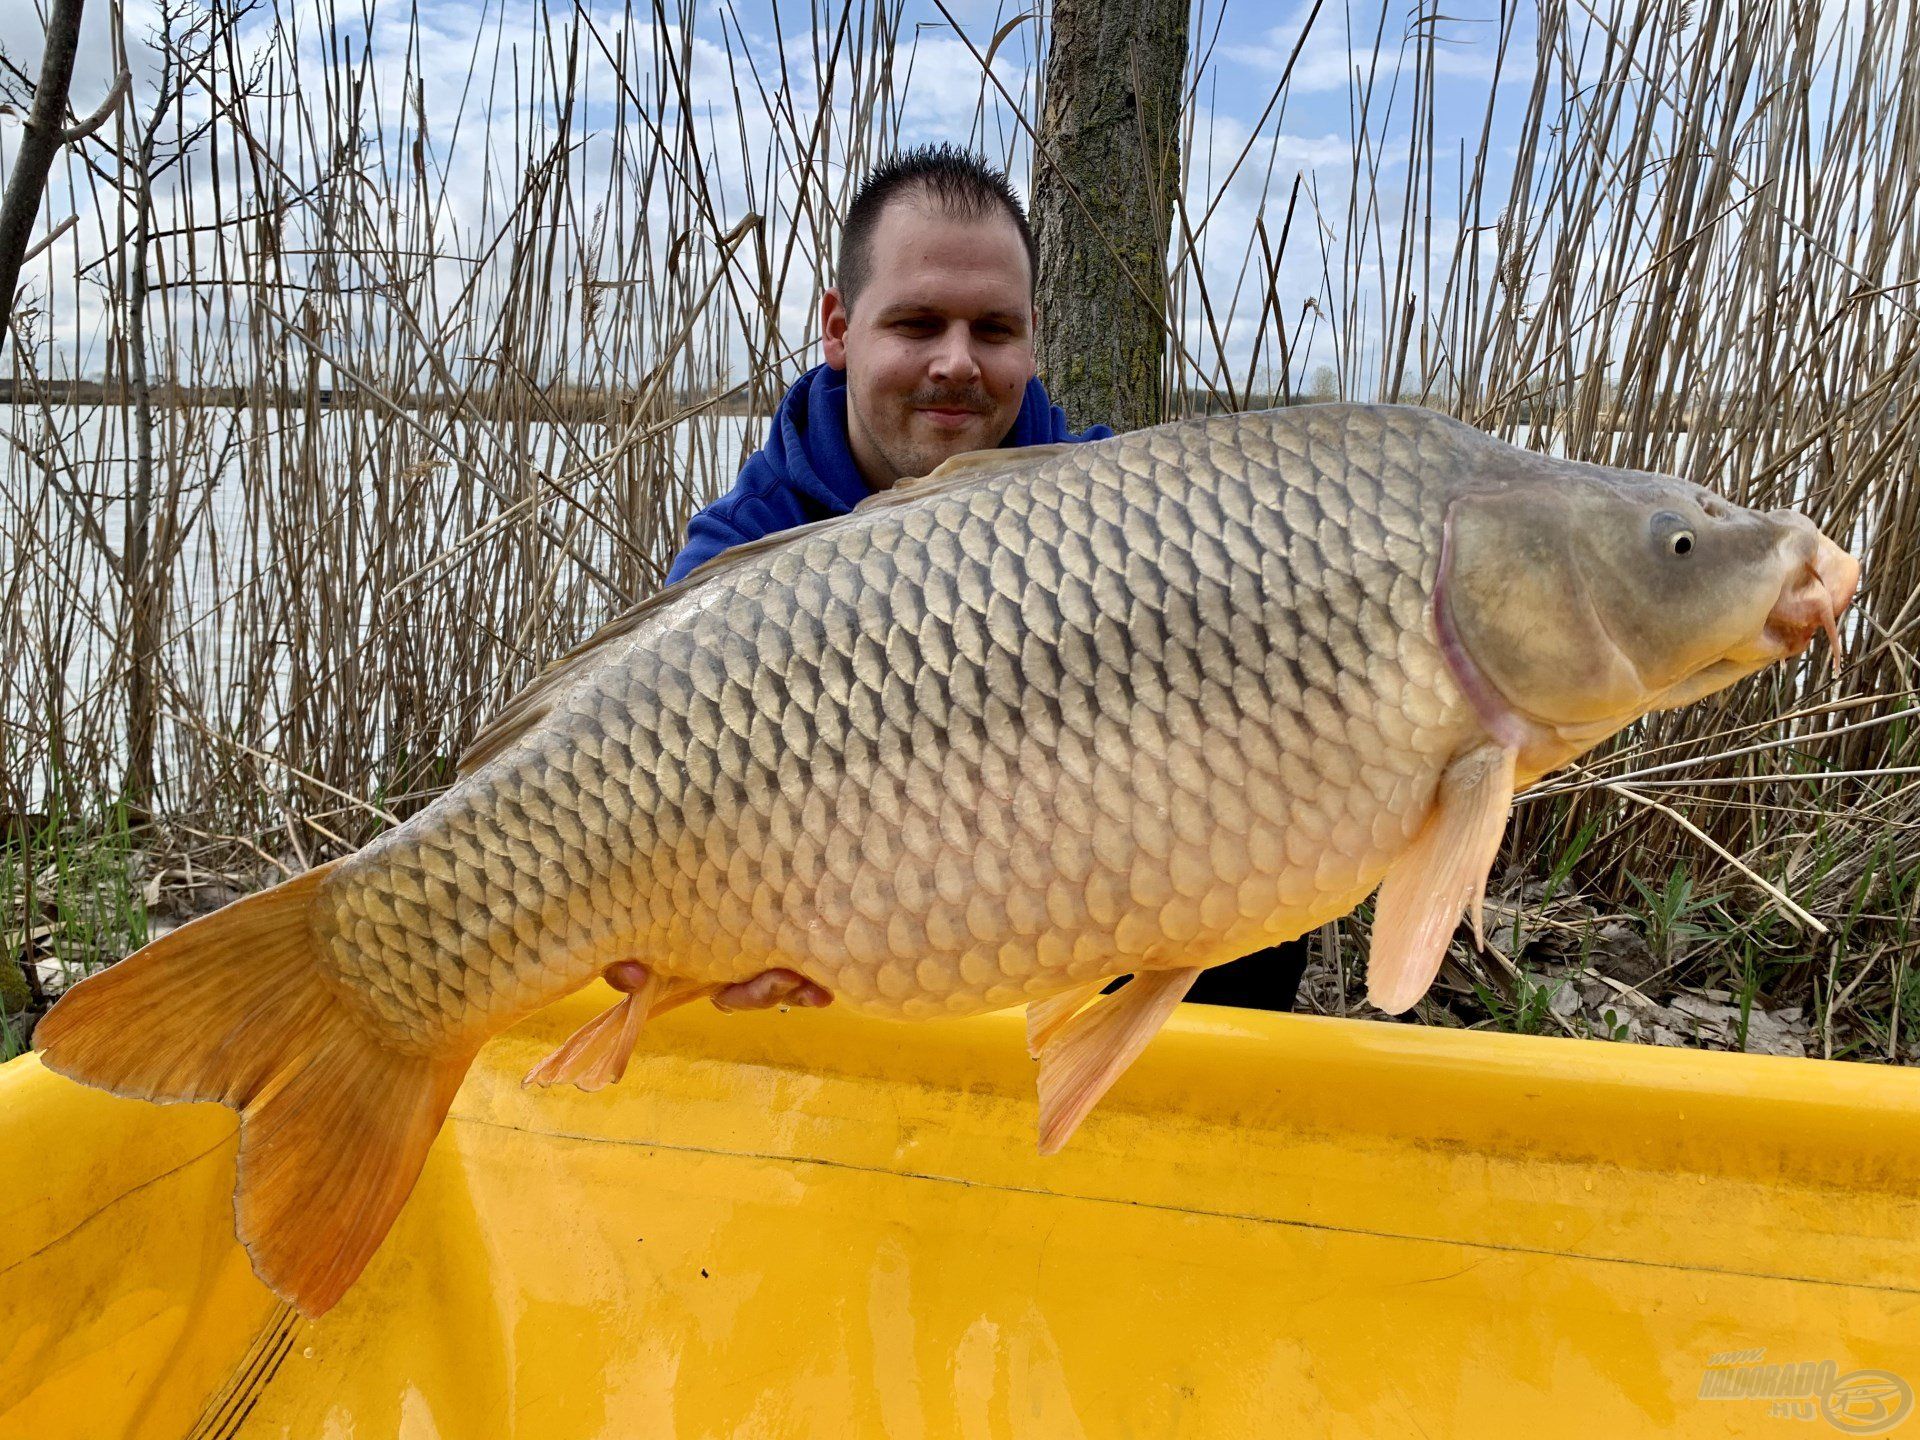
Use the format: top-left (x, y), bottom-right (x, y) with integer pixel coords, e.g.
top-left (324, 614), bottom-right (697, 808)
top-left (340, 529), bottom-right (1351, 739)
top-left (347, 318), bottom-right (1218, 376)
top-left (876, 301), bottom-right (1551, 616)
top-left (0, 0), bottom-right (1545, 394)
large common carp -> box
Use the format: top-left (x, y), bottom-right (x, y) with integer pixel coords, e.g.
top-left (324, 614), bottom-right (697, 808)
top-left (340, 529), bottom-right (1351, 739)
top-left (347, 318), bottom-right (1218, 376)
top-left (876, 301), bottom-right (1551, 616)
top-left (36, 403), bottom-right (1858, 1316)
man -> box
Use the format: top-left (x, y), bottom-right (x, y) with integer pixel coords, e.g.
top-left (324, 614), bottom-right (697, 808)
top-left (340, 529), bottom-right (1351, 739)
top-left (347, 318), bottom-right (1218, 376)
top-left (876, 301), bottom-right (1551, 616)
top-left (667, 144), bottom-right (1309, 1013)
top-left (665, 145), bottom-right (1109, 582)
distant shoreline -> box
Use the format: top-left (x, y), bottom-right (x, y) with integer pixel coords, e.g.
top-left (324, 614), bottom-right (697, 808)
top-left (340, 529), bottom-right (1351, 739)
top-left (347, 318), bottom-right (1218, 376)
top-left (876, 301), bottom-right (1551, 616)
top-left (0, 382), bottom-right (1720, 430)
top-left (0, 379), bottom-right (769, 418)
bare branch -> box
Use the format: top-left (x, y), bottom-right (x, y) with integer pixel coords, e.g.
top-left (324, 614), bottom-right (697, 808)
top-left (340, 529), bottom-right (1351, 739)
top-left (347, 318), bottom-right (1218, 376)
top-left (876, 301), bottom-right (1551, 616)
top-left (20, 212), bottom-right (76, 264)
top-left (61, 68), bottom-right (130, 142)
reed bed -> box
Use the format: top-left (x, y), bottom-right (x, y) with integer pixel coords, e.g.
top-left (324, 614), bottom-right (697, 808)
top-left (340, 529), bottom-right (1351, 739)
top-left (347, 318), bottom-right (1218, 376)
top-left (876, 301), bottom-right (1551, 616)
top-left (2, 0), bottom-right (1916, 1060)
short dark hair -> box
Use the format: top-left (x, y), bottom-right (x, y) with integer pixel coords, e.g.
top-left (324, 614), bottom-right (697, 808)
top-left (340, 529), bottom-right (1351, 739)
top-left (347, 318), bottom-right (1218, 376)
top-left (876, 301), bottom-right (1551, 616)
top-left (836, 144), bottom-right (1038, 311)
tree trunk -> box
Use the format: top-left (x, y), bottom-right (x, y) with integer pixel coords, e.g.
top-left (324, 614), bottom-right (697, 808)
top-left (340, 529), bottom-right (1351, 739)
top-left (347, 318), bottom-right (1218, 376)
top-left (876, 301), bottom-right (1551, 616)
top-left (124, 137), bottom-right (158, 816)
top-left (1032, 0), bottom-right (1190, 433)
top-left (0, 0), bottom-right (85, 352)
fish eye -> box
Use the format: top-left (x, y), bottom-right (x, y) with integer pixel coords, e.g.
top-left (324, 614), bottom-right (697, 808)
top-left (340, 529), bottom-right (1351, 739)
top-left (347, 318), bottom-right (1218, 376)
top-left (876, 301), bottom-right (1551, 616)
top-left (1651, 510), bottom-right (1695, 558)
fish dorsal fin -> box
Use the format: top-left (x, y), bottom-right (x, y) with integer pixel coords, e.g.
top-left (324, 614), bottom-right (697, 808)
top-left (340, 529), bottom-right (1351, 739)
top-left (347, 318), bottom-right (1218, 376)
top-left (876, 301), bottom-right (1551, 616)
top-left (1365, 742), bottom-right (1518, 1014)
top-left (460, 442), bottom-right (1085, 776)
top-left (457, 514), bottom-right (851, 776)
top-left (918, 440), bottom-right (1080, 484)
top-left (852, 441), bottom-right (1082, 513)
top-left (1032, 967), bottom-right (1201, 1155)
top-left (457, 601), bottom-right (660, 777)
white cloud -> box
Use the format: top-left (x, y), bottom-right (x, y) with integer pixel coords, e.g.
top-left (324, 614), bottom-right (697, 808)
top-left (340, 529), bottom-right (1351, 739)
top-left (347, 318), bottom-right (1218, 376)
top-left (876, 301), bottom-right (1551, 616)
top-left (1229, 0), bottom-right (1537, 94)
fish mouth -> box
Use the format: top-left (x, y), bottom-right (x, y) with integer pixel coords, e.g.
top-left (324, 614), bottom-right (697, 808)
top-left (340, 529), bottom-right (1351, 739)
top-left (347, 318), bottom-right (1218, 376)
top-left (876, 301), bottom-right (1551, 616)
top-left (1638, 528), bottom-right (1861, 715)
top-left (1635, 526), bottom-right (1858, 718)
top-left (1759, 532), bottom-right (1859, 670)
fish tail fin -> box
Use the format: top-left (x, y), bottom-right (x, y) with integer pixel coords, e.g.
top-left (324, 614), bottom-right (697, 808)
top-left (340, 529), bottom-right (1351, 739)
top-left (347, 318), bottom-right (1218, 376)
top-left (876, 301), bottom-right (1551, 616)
top-left (34, 860), bottom-right (472, 1317)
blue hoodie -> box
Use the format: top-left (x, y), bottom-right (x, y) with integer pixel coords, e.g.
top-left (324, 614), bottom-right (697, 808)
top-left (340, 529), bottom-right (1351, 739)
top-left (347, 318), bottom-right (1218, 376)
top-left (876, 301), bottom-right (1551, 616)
top-left (663, 363), bottom-right (1114, 584)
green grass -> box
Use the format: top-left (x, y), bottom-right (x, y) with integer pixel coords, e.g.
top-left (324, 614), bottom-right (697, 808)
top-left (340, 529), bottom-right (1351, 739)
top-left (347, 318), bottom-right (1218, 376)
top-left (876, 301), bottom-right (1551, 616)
top-left (1624, 865), bottom-right (1727, 966)
top-left (1468, 969), bottom-right (1568, 1037)
top-left (1, 798), bottom-right (149, 1063)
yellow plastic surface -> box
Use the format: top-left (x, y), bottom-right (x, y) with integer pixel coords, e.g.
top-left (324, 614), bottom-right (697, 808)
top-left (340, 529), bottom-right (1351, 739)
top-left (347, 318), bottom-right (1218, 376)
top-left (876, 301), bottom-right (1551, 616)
top-left (6, 994), bottom-right (1920, 1438)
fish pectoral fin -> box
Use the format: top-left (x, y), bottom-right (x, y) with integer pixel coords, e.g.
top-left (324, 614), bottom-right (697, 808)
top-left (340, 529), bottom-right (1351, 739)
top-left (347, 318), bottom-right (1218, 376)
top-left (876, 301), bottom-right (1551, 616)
top-left (1026, 980), bottom-right (1105, 1058)
top-left (1033, 967), bottom-right (1202, 1156)
top-left (1366, 742), bottom-right (1518, 1015)
top-left (523, 965), bottom-right (664, 1091)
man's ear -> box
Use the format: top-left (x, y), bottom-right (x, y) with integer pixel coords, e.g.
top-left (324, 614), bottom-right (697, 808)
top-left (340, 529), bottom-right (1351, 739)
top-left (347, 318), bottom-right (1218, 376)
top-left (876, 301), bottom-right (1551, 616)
top-left (822, 288), bottom-right (850, 369)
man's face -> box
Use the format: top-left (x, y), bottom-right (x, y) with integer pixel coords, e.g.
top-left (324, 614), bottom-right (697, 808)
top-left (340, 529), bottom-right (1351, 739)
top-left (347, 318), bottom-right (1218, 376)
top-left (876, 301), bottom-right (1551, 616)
top-left (822, 195), bottom-right (1037, 489)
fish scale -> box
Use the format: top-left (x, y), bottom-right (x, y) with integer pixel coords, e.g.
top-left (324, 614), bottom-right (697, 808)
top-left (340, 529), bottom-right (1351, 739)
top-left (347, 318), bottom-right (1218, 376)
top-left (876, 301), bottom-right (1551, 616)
top-left (311, 403), bottom-right (1480, 1055)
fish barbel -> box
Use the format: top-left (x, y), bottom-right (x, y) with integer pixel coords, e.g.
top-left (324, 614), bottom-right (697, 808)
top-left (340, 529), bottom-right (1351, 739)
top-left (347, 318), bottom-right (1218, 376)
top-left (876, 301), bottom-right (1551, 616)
top-left (36, 403), bottom-right (1860, 1314)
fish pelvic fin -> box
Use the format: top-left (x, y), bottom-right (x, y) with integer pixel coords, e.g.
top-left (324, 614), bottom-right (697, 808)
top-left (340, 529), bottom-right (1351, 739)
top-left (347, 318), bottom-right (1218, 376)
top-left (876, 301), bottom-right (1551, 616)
top-left (33, 860), bottom-right (474, 1319)
top-left (523, 964), bottom-right (665, 1091)
top-left (1366, 742), bottom-right (1518, 1015)
top-left (1033, 967), bottom-right (1201, 1156)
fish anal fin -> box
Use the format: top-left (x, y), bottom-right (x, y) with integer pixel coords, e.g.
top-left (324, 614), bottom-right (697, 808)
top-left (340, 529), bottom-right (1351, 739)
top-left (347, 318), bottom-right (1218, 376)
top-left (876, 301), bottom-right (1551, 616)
top-left (647, 976), bottom-right (722, 1019)
top-left (520, 964), bottom-right (831, 1091)
top-left (1026, 980), bottom-right (1105, 1058)
top-left (1034, 967), bottom-right (1201, 1156)
top-left (1366, 743), bottom-right (1518, 1015)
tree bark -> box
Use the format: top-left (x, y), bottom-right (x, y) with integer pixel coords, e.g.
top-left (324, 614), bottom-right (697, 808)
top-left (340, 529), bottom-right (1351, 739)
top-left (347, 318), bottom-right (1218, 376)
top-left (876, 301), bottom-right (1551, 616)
top-left (123, 95), bottom-right (159, 815)
top-left (0, 0), bottom-right (88, 352)
top-left (1032, 0), bottom-right (1189, 433)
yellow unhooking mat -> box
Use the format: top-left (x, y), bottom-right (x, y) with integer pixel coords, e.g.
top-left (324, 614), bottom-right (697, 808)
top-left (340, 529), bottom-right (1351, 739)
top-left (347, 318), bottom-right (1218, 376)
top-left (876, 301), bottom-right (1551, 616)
top-left (4, 994), bottom-right (1919, 1437)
